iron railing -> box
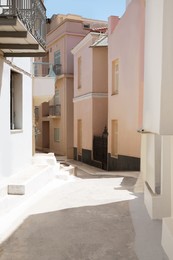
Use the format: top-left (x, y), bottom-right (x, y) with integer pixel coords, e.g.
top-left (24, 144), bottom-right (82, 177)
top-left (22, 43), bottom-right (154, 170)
top-left (49, 105), bottom-right (61, 117)
top-left (0, 0), bottom-right (46, 48)
top-left (33, 62), bottom-right (53, 77)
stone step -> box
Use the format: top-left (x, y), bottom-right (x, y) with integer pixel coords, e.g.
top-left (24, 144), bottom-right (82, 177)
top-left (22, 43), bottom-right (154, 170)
top-left (0, 153), bottom-right (59, 243)
top-left (7, 164), bottom-right (54, 195)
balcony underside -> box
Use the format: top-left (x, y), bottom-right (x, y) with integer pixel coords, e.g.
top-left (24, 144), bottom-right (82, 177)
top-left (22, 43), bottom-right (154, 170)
top-left (0, 16), bottom-right (46, 57)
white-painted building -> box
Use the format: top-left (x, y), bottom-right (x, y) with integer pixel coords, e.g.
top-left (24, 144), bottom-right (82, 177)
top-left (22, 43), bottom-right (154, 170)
top-left (0, 57), bottom-right (33, 178)
top-left (141, 0), bottom-right (173, 258)
top-left (0, 1), bottom-right (55, 187)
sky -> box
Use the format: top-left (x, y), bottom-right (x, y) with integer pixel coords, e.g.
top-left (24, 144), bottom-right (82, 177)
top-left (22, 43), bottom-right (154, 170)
top-left (44, 0), bottom-right (126, 21)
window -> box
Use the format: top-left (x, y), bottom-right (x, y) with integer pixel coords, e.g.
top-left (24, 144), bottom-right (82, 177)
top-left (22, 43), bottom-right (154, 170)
top-left (54, 50), bottom-right (61, 75)
top-left (54, 89), bottom-right (60, 105)
top-left (77, 119), bottom-right (82, 155)
top-left (54, 89), bottom-right (61, 116)
top-left (34, 106), bottom-right (39, 122)
top-left (34, 63), bottom-right (38, 77)
top-left (111, 120), bottom-right (118, 157)
top-left (54, 50), bottom-right (61, 65)
top-left (83, 24), bottom-right (90, 29)
top-left (78, 56), bottom-right (82, 89)
top-left (54, 128), bottom-right (60, 142)
top-left (112, 59), bottom-right (119, 95)
top-left (10, 70), bottom-right (23, 130)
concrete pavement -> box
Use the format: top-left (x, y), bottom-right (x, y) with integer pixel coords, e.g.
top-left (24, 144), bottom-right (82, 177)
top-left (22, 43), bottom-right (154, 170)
top-left (0, 164), bottom-right (169, 260)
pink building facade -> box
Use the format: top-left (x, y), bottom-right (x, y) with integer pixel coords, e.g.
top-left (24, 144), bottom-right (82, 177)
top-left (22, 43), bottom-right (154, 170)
top-left (107, 0), bottom-right (145, 170)
top-left (72, 32), bottom-right (108, 168)
top-left (35, 14), bottom-right (107, 158)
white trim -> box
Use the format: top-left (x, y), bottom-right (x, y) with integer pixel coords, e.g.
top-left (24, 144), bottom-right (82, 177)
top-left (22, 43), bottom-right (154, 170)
top-left (73, 92), bottom-right (108, 102)
top-left (71, 32), bottom-right (106, 55)
top-left (10, 130), bottom-right (23, 134)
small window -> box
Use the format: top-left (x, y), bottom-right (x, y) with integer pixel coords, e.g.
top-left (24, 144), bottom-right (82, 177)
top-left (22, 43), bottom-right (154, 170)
top-left (10, 70), bottom-right (23, 130)
top-left (83, 24), bottom-right (90, 29)
top-left (34, 106), bottom-right (39, 121)
top-left (112, 59), bottom-right (119, 95)
top-left (54, 128), bottom-right (60, 142)
top-left (34, 63), bottom-right (38, 77)
top-left (111, 120), bottom-right (118, 157)
top-left (54, 50), bottom-right (61, 65)
top-left (78, 56), bottom-right (82, 89)
top-left (77, 119), bottom-right (82, 155)
top-left (54, 89), bottom-right (60, 105)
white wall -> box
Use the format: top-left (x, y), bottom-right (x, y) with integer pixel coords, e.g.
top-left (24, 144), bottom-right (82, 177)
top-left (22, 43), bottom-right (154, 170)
top-left (0, 58), bottom-right (33, 178)
top-left (143, 0), bottom-right (173, 134)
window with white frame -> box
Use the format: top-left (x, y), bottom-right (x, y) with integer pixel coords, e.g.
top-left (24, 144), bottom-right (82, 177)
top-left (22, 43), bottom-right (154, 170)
top-left (10, 70), bottom-right (23, 130)
top-left (111, 120), bottom-right (118, 157)
top-left (112, 59), bottom-right (119, 95)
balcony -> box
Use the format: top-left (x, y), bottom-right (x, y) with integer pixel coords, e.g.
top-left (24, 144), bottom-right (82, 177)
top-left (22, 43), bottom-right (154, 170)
top-left (49, 104), bottom-right (61, 118)
top-left (33, 62), bottom-right (55, 106)
top-left (0, 0), bottom-right (46, 57)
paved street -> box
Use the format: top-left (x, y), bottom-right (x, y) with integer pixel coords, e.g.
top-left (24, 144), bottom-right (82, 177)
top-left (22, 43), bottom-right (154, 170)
top-left (0, 168), bottom-right (168, 260)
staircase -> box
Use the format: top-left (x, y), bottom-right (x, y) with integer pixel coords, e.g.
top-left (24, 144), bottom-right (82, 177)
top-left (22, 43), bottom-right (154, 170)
top-left (0, 153), bottom-right (59, 243)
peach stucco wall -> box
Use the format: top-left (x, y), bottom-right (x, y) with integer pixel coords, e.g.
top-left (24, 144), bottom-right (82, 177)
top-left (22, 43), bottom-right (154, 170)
top-left (74, 98), bottom-right (93, 150)
top-left (93, 98), bottom-right (108, 136)
top-left (73, 33), bottom-right (108, 152)
top-left (45, 19), bottom-right (90, 157)
top-left (108, 0), bottom-right (145, 158)
top-left (73, 38), bottom-right (95, 98)
top-left (65, 35), bottom-right (85, 74)
top-left (74, 97), bottom-right (108, 150)
top-left (93, 48), bottom-right (108, 93)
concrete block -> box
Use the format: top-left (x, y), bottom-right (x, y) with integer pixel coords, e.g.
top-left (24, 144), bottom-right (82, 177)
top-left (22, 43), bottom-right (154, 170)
top-left (8, 185), bottom-right (25, 195)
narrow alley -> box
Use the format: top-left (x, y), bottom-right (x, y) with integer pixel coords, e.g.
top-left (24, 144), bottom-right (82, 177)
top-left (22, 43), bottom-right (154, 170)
top-left (0, 165), bottom-right (168, 260)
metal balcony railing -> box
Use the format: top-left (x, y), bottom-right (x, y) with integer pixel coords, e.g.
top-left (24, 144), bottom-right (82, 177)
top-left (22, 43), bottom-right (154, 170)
top-left (49, 105), bottom-right (61, 117)
top-left (33, 62), bottom-right (62, 77)
top-left (33, 62), bottom-right (54, 77)
top-left (0, 0), bottom-right (46, 48)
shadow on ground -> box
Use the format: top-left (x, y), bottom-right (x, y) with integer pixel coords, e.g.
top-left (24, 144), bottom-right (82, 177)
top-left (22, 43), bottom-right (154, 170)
top-left (0, 172), bottom-right (168, 260)
top-left (76, 169), bottom-right (137, 181)
top-left (0, 201), bottom-right (138, 260)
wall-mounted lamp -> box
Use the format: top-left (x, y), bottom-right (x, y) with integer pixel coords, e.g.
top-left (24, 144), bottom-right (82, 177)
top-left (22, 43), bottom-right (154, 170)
top-left (137, 128), bottom-right (151, 134)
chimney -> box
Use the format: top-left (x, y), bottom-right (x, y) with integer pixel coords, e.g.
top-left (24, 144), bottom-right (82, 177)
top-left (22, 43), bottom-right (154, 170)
top-left (108, 16), bottom-right (119, 35)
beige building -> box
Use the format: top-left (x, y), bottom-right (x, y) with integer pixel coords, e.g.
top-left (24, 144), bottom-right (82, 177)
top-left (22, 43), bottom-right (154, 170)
top-left (35, 14), bottom-right (107, 159)
top-left (72, 32), bottom-right (108, 169)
